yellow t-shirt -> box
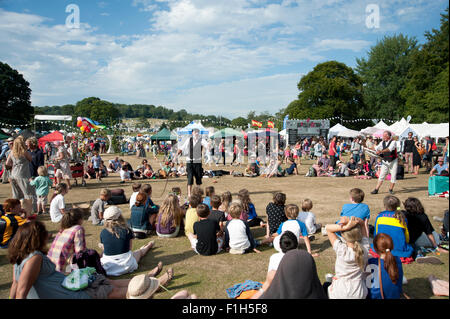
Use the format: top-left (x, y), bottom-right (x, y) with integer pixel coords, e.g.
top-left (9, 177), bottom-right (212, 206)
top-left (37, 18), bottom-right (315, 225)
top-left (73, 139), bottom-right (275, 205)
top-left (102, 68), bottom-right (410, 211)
top-left (1, 214), bottom-right (27, 245)
top-left (184, 208), bottom-right (199, 235)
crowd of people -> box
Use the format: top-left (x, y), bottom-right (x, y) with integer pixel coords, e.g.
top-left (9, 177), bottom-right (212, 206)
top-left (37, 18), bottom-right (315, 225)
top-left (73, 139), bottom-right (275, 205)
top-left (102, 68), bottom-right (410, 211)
top-left (0, 130), bottom-right (448, 300)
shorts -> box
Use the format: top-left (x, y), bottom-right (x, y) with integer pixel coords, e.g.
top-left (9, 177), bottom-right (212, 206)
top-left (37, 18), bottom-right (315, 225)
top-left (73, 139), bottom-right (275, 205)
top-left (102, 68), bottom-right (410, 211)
top-left (84, 273), bottom-right (113, 299)
top-left (37, 195), bottom-right (48, 206)
top-left (187, 163), bottom-right (203, 186)
top-left (94, 168), bottom-right (100, 172)
top-left (378, 159), bottom-right (398, 183)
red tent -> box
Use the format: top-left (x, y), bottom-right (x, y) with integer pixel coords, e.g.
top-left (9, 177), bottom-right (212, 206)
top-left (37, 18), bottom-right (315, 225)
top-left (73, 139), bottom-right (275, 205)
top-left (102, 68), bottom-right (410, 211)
top-left (38, 131), bottom-right (64, 149)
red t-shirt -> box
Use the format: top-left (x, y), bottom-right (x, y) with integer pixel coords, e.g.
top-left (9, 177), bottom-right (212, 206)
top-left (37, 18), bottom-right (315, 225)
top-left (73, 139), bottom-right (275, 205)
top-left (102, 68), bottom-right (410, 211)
top-left (328, 141), bottom-right (336, 156)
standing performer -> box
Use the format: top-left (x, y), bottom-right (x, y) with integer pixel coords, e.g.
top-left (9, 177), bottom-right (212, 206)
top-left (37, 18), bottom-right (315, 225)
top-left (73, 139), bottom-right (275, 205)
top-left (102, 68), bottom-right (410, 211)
top-left (177, 128), bottom-right (209, 198)
top-left (371, 131), bottom-right (398, 195)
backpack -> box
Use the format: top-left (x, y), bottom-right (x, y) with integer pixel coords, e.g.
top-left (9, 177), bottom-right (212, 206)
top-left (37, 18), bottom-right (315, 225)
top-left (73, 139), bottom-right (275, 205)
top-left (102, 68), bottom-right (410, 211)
top-left (306, 166), bottom-right (317, 177)
top-left (71, 249), bottom-right (107, 276)
top-left (107, 189), bottom-right (127, 205)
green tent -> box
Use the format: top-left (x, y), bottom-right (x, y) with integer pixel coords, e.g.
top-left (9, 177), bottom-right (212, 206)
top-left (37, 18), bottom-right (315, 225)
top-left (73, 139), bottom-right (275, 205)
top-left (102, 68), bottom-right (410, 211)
top-left (0, 132), bottom-right (10, 140)
top-left (150, 128), bottom-right (177, 141)
top-left (210, 127), bottom-right (244, 139)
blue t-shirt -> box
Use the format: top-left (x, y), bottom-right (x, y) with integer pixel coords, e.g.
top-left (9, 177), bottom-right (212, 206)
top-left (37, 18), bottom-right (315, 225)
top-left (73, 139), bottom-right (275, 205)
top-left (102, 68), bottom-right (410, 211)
top-left (91, 155), bottom-right (102, 169)
top-left (366, 257), bottom-right (403, 299)
top-left (100, 227), bottom-right (133, 256)
top-left (286, 163), bottom-right (297, 175)
top-left (276, 219), bottom-right (308, 237)
top-left (203, 196), bottom-right (212, 210)
top-left (247, 203), bottom-right (257, 220)
top-left (433, 163), bottom-right (448, 175)
top-left (340, 203), bottom-right (370, 220)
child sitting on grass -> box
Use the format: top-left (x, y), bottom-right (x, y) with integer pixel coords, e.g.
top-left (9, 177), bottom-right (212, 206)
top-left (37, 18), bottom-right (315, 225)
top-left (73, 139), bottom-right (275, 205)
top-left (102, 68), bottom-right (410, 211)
top-left (324, 216), bottom-right (370, 299)
top-left (238, 189), bottom-right (266, 228)
top-left (208, 195), bottom-right (226, 232)
top-left (203, 186), bottom-right (215, 210)
top-left (191, 204), bottom-right (223, 256)
top-left (297, 198), bottom-right (321, 240)
top-left (49, 183), bottom-right (69, 223)
top-left (219, 191), bottom-right (232, 219)
top-left (129, 183), bottom-right (142, 209)
top-left (223, 202), bottom-right (261, 254)
top-left (155, 194), bottom-right (184, 238)
top-left (338, 188), bottom-right (370, 235)
top-left (265, 192), bottom-right (288, 239)
top-left (185, 194), bottom-right (202, 247)
top-left (272, 204), bottom-right (318, 257)
top-left (372, 196), bottom-right (414, 263)
top-left (0, 199), bottom-right (28, 249)
top-left (90, 188), bottom-right (111, 226)
top-left (141, 184), bottom-right (159, 227)
top-left (29, 166), bottom-right (53, 215)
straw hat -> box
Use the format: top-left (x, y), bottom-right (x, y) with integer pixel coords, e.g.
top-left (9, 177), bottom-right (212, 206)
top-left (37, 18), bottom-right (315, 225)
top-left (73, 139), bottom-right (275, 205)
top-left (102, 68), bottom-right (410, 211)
top-left (103, 206), bottom-right (122, 221)
top-left (126, 274), bottom-right (159, 299)
top-left (336, 160), bottom-right (342, 165)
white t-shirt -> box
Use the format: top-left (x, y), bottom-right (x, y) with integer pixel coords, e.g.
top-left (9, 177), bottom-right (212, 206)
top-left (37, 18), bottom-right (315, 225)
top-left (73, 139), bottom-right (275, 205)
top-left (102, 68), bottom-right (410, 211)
top-left (129, 191), bottom-right (139, 209)
top-left (120, 169), bottom-right (130, 181)
top-left (226, 219), bottom-right (251, 251)
top-left (50, 194), bottom-right (65, 223)
top-left (297, 212), bottom-right (317, 235)
top-left (268, 252), bottom-right (284, 272)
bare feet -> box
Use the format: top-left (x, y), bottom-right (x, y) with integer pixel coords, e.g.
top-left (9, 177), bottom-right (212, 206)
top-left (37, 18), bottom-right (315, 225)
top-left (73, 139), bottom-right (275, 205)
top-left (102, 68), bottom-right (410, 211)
top-left (148, 261), bottom-right (163, 277)
top-left (157, 268), bottom-right (174, 292)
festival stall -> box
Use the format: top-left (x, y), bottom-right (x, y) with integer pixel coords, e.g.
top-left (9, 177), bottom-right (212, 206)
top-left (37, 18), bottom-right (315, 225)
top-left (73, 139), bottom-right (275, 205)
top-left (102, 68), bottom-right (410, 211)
top-left (328, 123), bottom-right (348, 139)
top-left (150, 128), bottom-right (178, 141)
top-left (38, 130), bottom-right (64, 149)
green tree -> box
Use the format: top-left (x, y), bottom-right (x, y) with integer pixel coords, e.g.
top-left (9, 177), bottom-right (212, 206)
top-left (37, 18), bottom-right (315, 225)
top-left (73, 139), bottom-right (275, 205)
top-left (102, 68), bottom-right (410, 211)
top-left (285, 61), bottom-right (364, 125)
top-left (75, 97), bottom-right (120, 124)
top-left (356, 34), bottom-right (418, 119)
top-left (401, 8), bottom-right (449, 123)
top-left (0, 62), bottom-right (33, 122)
top-left (231, 117), bottom-right (248, 128)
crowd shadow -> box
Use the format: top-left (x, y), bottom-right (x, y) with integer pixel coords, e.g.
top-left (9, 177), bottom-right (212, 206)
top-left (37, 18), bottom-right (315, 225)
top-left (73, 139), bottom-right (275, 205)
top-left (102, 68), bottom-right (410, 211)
top-left (145, 246), bottom-right (198, 267)
top-left (396, 186), bottom-right (429, 194)
top-left (403, 277), bottom-right (434, 299)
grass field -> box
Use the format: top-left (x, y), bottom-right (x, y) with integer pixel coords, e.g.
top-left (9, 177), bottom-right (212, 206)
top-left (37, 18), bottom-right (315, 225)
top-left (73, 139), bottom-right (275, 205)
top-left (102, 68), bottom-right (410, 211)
top-left (0, 153), bottom-right (448, 299)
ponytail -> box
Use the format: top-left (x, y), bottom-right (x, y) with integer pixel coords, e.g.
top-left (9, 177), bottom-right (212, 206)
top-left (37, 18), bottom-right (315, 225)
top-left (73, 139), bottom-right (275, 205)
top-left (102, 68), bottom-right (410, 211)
top-left (60, 208), bottom-right (83, 230)
top-left (394, 208), bottom-right (406, 226)
top-left (383, 249), bottom-right (399, 285)
top-left (352, 241), bottom-right (365, 271)
top-left (373, 233), bottom-right (399, 285)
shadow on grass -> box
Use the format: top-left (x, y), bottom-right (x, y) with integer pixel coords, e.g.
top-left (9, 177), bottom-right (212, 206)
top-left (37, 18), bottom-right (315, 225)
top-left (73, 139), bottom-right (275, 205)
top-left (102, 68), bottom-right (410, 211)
top-left (0, 282), bottom-right (12, 291)
top-left (396, 186), bottom-right (429, 194)
top-left (403, 277), bottom-right (435, 299)
top-left (149, 248), bottom-right (197, 266)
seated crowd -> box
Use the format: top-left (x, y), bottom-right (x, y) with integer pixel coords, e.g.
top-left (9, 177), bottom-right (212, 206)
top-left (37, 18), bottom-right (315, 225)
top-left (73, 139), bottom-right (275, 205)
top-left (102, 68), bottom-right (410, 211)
top-left (2, 174), bottom-right (448, 299)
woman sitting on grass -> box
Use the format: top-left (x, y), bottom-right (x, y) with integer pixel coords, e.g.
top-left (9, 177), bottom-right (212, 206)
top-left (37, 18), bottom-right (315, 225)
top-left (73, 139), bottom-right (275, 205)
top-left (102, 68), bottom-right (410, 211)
top-left (99, 206), bottom-right (157, 277)
top-left (47, 208), bottom-right (86, 274)
top-left (252, 249), bottom-right (327, 299)
top-left (8, 221), bottom-right (168, 299)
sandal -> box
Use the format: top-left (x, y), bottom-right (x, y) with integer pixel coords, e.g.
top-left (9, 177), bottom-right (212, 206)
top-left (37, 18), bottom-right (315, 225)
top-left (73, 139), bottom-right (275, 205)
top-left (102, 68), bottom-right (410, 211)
top-left (148, 261), bottom-right (163, 277)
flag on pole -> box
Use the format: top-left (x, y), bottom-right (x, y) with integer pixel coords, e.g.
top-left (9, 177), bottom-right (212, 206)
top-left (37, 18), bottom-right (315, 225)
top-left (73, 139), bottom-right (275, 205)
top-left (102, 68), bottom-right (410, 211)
top-left (251, 120), bottom-right (263, 128)
top-left (267, 121), bottom-right (275, 128)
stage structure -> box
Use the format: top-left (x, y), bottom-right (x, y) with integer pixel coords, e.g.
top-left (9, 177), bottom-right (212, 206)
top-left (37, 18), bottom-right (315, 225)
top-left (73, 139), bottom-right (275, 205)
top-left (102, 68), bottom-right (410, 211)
top-left (286, 119), bottom-right (330, 145)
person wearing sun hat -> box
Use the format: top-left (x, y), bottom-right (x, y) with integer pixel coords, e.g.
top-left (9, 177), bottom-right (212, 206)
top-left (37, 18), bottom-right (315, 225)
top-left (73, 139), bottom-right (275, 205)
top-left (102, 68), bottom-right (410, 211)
top-left (99, 206), bottom-right (157, 276)
top-left (126, 267), bottom-right (175, 299)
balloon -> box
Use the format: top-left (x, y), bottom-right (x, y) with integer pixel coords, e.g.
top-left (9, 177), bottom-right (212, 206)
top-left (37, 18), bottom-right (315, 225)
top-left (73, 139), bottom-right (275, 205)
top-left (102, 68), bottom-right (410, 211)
top-left (91, 128), bottom-right (95, 132)
top-left (77, 121), bottom-right (82, 127)
top-left (80, 126), bottom-right (85, 132)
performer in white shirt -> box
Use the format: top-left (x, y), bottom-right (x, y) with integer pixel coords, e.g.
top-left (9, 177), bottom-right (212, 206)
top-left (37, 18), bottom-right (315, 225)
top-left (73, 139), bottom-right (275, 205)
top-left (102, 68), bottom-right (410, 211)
top-left (371, 131), bottom-right (398, 195)
top-left (177, 128), bottom-right (209, 198)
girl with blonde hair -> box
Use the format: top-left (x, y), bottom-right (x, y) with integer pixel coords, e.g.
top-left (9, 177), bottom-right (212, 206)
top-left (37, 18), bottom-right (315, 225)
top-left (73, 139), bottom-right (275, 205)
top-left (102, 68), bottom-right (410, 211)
top-left (218, 191), bottom-right (232, 218)
top-left (324, 216), bottom-right (370, 299)
top-left (155, 194), bottom-right (183, 238)
top-left (5, 137), bottom-right (34, 216)
top-left (99, 206), bottom-right (161, 277)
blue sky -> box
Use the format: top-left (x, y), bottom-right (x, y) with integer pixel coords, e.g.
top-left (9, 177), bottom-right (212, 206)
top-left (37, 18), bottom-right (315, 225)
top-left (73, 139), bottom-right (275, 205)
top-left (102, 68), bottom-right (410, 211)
top-left (0, 0), bottom-right (447, 118)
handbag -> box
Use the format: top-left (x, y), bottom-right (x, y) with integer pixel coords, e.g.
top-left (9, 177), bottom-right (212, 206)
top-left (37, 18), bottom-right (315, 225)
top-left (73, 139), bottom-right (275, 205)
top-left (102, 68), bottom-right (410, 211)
top-left (62, 267), bottom-right (97, 291)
